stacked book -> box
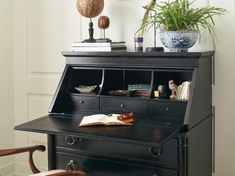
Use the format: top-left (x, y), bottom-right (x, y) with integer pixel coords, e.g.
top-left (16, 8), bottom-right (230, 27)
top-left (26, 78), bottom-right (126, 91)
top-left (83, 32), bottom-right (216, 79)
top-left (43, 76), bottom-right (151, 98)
top-left (71, 41), bottom-right (127, 52)
top-left (128, 84), bottom-right (151, 97)
top-left (176, 81), bottom-right (192, 100)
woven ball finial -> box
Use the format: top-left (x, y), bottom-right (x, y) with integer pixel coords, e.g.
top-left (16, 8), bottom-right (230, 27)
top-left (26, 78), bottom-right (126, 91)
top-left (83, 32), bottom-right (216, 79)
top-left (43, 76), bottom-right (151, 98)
top-left (98, 16), bottom-right (110, 29)
top-left (76, 0), bottom-right (104, 18)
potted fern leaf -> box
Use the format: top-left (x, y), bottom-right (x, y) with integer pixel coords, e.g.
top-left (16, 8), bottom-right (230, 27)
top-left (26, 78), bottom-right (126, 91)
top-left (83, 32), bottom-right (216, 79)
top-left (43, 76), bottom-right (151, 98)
top-left (140, 0), bottom-right (226, 51)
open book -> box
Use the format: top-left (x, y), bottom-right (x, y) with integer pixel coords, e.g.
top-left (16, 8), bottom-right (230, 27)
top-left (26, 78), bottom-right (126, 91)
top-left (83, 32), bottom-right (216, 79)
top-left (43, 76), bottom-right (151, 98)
top-left (79, 114), bottom-right (133, 127)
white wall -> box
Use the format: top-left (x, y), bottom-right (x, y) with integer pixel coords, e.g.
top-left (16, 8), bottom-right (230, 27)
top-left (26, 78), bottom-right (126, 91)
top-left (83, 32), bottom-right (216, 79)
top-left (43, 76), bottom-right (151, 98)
top-left (0, 0), bottom-right (15, 175)
top-left (11, 0), bottom-right (235, 176)
top-left (13, 0), bottom-right (81, 175)
top-left (210, 1), bottom-right (235, 175)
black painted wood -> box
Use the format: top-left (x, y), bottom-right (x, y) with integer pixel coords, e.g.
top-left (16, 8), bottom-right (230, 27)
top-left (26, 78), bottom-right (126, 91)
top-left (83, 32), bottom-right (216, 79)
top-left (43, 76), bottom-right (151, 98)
top-left (47, 134), bottom-right (56, 170)
top-left (100, 97), bottom-right (149, 114)
top-left (55, 135), bottom-right (178, 169)
top-left (184, 61), bottom-right (212, 128)
top-left (15, 51), bottom-right (214, 176)
top-left (15, 115), bottom-right (182, 147)
top-left (56, 152), bottom-right (178, 176)
top-left (187, 117), bottom-right (212, 176)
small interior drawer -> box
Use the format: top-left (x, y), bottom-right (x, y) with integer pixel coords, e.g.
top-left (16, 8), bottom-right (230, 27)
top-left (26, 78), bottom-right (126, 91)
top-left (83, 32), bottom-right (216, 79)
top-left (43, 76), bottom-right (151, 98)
top-left (56, 152), bottom-right (177, 176)
top-left (68, 95), bottom-right (99, 111)
top-left (100, 97), bottom-right (149, 114)
top-left (150, 101), bottom-right (187, 117)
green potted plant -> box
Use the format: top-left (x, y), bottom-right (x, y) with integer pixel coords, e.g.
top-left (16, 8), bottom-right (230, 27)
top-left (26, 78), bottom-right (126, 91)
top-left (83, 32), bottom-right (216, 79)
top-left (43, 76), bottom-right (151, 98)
top-left (139, 0), bottom-right (226, 51)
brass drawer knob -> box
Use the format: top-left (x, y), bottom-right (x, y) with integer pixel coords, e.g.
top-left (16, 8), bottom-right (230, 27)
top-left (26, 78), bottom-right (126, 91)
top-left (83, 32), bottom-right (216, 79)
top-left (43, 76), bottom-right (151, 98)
top-left (65, 136), bottom-right (76, 145)
top-left (66, 160), bottom-right (78, 171)
top-left (120, 104), bottom-right (125, 108)
top-left (165, 107), bottom-right (171, 111)
top-left (149, 147), bottom-right (162, 157)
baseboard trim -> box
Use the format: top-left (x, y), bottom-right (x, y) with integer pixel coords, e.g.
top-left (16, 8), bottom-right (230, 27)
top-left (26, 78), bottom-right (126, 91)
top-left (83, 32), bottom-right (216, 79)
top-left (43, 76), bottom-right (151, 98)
top-left (0, 163), bottom-right (47, 176)
top-left (14, 162), bottom-right (47, 176)
top-left (0, 163), bottom-right (15, 176)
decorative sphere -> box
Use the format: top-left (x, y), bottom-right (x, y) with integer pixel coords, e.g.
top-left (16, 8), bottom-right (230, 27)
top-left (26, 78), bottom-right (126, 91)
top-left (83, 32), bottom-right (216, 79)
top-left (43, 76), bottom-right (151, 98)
top-left (98, 16), bottom-right (110, 29)
top-left (76, 0), bottom-right (104, 18)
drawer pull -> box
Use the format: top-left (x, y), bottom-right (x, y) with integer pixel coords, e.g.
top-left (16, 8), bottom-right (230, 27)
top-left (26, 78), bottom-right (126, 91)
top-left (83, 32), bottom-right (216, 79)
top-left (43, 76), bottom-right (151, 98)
top-left (149, 147), bottom-right (162, 157)
top-left (65, 136), bottom-right (76, 145)
top-left (165, 107), bottom-right (171, 111)
top-left (66, 160), bottom-right (78, 171)
top-left (153, 174), bottom-right (159, 176)
top-left (120, 104), bottom-right (125, 108)
top-left (79, 100), bottom-right (84, 104)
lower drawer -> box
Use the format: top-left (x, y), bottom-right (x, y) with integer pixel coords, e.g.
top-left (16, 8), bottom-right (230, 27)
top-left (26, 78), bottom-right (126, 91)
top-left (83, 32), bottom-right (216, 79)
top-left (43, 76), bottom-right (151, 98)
top-left (55, 135), bottom-right (178, 168)
top-left (56, 152), bottom-right (177, 176)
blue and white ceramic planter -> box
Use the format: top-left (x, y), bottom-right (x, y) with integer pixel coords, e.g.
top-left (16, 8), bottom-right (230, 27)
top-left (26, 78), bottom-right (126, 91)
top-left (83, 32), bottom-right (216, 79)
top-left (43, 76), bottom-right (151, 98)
top-left (159, 31), bottom-right (199, 52)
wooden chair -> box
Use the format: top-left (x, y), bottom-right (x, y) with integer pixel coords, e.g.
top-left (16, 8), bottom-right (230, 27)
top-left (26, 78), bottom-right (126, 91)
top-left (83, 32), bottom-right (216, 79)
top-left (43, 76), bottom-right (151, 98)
top-left (0, 145), bottom-right (86, 176)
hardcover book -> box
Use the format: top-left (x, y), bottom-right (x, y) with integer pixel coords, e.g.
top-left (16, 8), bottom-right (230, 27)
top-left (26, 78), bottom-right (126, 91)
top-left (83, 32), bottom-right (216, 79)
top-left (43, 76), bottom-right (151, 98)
top-left (176, 81), bottom-right (191, 100)
top-left (72, 41), bottom-right (126, 47)
top-left (71, 41), bottom-right (127, 52)
top-left (128, 84), bottom-right (151, 90)
top-left (71, 46), bottom-right (127, 52)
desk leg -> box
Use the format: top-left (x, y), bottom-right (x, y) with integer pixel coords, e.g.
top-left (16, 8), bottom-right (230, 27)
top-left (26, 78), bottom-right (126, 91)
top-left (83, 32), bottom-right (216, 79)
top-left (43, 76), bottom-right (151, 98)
top-left (177, 137), bottom-right (188, 176)
top-left (47, 134), bottom-right (56, 170)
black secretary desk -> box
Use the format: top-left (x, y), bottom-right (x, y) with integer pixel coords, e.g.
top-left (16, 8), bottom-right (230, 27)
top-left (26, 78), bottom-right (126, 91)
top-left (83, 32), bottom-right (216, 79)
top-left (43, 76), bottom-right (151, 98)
top-left (15, 51), bottom-right (214, 176)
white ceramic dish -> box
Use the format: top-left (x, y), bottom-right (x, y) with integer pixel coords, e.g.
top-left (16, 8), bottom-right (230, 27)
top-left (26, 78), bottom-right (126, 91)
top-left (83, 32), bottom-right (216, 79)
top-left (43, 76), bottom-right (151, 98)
top-left (74, 85), bottom-right (97, 93)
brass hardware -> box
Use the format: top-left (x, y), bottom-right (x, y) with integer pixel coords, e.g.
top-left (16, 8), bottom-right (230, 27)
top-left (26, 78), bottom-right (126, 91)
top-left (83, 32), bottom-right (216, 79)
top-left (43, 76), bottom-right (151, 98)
top-left (65, 136), bottom-right (76, 145)
top-left (149, 147), bottom-right (162, 157)
top-left (66, 160), bottom-right (78, 171)
top-left (166, 107), bottom-right (171, 111)
top-left (152, 174), bottom-right (159, 176)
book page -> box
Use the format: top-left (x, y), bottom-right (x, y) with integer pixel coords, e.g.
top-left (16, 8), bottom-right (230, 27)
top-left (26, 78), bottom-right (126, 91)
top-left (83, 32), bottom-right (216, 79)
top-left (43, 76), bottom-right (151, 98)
top-left (79, 114), bottom-right (109, 126)
top-left (79, 114), bottom-right (131, 127)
